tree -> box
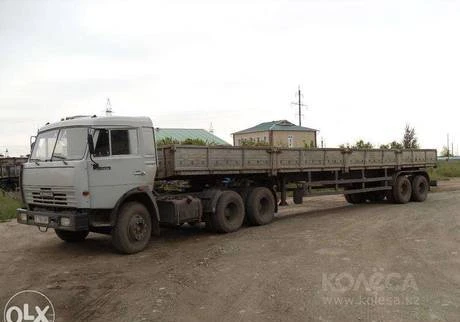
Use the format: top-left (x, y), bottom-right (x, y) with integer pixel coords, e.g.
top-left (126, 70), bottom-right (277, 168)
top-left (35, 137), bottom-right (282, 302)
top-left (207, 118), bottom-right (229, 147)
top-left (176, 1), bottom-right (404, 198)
top-left (157, 137), bottom-right (180, 146)
top-left (352, 140), bottom-right (373, 149)
top-left (389, 141), bottom-right (403, 149)
top-left (182, 138), bottom-right (207, 146)
top-left (157, 137), bottom-right (211, 146)
top-left (440, 146), bottom-right (453, 157)
top-left (379, 144), bottom-right (390, 149)
top-left (402, 124), bottom-right (419, 149)
top-left (303, 140), bottom-right (316, 149)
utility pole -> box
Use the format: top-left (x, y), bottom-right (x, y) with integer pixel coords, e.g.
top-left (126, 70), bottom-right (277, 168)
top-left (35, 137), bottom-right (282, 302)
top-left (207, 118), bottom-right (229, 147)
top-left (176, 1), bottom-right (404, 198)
top-left (447, 133), bottom-right (450, 161)
top-left (291, 86), bottom-right (308, 127)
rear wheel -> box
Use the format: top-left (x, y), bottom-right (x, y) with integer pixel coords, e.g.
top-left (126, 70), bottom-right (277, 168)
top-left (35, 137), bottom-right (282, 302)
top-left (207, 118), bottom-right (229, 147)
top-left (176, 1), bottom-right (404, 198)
top-left (411, 175), bottom-right (428, 202)
top-left (393, 176), bottom-right (412, 204)
top-left (293, 188), bottom-right (304, 204)
top-left (344, 194), bottom-right (354, 203)
top-left (345, 193), bottom-right (366, 204)
top-left (55, 229), bottom-right (89, 243)
top-left (112, 202), bottom-right (152, 254)
top-left (246, 187), bottom-right (275, 226)
top-left (211, 191), bottom-right (245, 233)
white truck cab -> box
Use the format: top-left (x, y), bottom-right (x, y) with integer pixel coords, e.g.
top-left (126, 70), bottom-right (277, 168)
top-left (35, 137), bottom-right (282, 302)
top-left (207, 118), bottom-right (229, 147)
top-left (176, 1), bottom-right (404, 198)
top-left (17, 116), bottom-right (160, 253)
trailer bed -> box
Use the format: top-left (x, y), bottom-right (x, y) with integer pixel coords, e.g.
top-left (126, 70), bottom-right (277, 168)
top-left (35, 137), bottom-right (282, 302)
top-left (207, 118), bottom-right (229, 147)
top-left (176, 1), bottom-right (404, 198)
top-left (156, 146), bottom-right (437, 179)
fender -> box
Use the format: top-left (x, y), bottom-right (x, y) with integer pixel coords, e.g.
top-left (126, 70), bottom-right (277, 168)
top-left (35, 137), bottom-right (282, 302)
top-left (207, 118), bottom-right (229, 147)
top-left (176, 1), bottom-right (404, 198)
top-left (111, 187), bottom-right (160, 235)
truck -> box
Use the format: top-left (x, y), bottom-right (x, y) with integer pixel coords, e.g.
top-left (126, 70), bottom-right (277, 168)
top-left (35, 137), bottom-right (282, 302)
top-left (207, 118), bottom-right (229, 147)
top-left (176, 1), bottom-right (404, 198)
top-left (16, 116), bottom-right (437, 254)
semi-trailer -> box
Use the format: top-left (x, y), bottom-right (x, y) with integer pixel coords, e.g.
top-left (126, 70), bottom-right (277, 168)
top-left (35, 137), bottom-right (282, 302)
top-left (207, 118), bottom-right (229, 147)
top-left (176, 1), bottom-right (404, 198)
top-left (16, 116), bottom-right (436, 253)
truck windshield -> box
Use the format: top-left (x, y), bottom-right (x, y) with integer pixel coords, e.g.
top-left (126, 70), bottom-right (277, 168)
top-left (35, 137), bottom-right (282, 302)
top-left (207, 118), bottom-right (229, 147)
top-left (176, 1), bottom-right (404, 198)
top-left (31, 127), bottom-right (88, 161)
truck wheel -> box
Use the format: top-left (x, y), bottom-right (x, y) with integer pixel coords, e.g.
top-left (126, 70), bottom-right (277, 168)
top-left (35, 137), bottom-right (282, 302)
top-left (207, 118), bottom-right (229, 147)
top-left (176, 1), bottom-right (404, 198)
top-left (112, 202), bottom-right (152, 254)
top-left (344, 194), bottom-right (354, 203)
top-left (211, 191), bottom-right (245, 233)
top-left (246, 187), bottom-right (275, 226)
top-left (55, 229), bottom-right (89, 243)
top-left (411, 175), bottom-right (428, 202)
top-left (345, 193), bottom-right (366, 204)
top-left (393, 176), bottom-right (412, 204)
top-left (293, 188), bottom-right (303, 204)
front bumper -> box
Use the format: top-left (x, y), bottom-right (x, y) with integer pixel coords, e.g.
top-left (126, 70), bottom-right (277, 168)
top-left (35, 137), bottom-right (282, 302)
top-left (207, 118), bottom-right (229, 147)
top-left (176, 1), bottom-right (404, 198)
top-left (16, 208), bottom-right (89, 231)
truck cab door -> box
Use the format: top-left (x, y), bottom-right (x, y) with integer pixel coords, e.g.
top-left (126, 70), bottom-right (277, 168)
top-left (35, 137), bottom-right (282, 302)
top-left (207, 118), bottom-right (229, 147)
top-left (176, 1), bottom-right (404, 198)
top-left (88, 128), bottom-right (149, 209)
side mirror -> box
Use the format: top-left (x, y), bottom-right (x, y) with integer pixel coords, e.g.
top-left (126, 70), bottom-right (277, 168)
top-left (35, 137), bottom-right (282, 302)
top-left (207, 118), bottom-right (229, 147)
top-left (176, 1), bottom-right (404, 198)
top-left (87, 134), bottom-right (95, 155)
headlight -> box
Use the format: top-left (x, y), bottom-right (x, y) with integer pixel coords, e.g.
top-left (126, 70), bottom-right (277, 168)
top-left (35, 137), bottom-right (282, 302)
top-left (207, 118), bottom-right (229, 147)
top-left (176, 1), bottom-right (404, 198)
top-left (60, 217), bottom-right (71, 227)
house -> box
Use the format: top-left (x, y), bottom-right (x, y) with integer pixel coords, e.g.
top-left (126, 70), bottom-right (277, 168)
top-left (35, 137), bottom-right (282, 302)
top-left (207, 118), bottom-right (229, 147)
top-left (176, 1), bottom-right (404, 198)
top-left (155, 128), bottom-right (230, 146)
top-left (232, 120), bottom-right (318, 148)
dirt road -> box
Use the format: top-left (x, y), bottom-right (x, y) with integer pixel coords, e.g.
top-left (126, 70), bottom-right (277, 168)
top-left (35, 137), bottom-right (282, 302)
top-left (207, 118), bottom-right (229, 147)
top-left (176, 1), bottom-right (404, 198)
top-left (1, 185), bottom-right (459, 322)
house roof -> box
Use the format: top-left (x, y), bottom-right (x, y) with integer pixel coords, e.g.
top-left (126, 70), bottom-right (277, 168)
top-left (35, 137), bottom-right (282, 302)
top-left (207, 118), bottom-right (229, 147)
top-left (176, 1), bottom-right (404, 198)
top-left (155, 128), bottom-right (230, 145)
top-left (233, 120), bottom-right (317, 135)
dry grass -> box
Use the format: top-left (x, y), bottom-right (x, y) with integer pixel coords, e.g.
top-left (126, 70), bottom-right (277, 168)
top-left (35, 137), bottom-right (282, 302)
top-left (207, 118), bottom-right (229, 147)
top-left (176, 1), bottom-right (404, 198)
top-left (429, 160), bottom-right (460, 180)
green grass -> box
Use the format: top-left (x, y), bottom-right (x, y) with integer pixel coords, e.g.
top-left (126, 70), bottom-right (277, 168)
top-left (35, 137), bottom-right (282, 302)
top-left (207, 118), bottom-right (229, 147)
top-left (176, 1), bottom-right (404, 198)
top-left (429, 160), bottom-right (460, 180)
top-left (0, 192), bottom-right (21, 222)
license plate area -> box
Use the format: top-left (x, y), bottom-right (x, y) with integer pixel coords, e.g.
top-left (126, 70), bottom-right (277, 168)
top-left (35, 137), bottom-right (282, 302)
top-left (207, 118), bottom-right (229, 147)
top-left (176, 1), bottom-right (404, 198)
top-left (34, 215), bottom-right (49, 225)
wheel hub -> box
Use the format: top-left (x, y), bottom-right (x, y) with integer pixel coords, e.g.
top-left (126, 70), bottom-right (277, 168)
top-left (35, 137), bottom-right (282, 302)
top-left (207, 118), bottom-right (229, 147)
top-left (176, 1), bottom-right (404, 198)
top-left (129, 214), bottom-right (147, 241)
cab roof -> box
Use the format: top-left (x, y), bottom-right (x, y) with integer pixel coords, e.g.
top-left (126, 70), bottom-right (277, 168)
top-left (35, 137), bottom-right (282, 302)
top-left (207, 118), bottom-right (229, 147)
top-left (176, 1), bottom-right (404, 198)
top-left (39, 116), bottom-right (153, 132)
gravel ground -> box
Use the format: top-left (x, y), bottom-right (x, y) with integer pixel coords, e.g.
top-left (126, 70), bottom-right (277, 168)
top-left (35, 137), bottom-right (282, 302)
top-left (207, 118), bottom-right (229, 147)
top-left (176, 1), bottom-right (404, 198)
top-left (1, 179), bottom-right (459, 322)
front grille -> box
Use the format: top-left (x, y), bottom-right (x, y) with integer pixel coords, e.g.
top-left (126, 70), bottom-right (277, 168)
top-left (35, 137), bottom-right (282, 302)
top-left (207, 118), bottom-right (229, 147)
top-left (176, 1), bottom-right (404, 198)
top-left (24, 187), bottom-right (76, 207)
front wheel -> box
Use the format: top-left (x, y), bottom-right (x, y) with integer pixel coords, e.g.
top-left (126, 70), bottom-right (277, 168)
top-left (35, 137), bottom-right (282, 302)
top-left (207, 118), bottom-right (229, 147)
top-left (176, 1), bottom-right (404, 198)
top-left (112, 202), bottom-right (152, 254)
top-left (55, 229), bottom-right (89, 243)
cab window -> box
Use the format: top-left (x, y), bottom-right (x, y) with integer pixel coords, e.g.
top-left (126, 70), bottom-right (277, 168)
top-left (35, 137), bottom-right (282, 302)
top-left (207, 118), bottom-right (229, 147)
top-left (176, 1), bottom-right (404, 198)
top-left (94, 129), bottom-right (138, 157)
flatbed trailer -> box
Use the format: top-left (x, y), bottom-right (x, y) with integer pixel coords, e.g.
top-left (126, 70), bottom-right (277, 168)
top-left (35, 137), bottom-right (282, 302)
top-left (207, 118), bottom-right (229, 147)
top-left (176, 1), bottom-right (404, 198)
top-left (157, 145), bottom-right (436, 205)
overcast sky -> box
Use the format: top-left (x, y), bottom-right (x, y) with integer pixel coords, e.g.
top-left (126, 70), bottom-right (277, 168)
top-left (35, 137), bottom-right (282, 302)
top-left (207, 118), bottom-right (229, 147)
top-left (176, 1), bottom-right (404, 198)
top-left (1, 0), bottom-right (459, 156)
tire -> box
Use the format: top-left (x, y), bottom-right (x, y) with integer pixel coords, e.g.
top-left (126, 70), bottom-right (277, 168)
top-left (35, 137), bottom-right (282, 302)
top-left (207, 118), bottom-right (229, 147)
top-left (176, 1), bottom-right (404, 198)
top-left (55, 229), bottom-right (89, 243)
top-left (246, 187), bottom-right (275, 226)
top-left (293, 188), bottom-right (303, 204)
top-left (112, 202), bottom-right (152, 254)
top-left (344, 194), bottom-right (354, 203)
top-left (411, 175), bottom-right (428, 202)
top-left (345, 193), bottom-right (366, 204)
top-left (211, 191), bottom-right (245, 233)
top-left (392, 176), bottom-right (412, 204)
